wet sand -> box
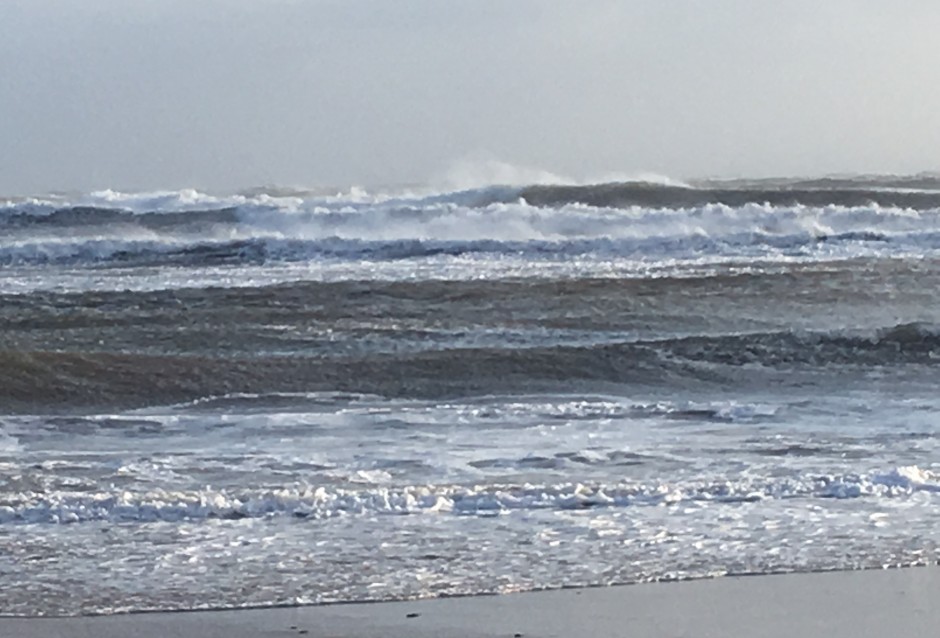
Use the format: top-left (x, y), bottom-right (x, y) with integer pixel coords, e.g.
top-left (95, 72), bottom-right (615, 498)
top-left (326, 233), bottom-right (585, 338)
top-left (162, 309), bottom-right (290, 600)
top-left (3, 566), bottom-right (938, 637)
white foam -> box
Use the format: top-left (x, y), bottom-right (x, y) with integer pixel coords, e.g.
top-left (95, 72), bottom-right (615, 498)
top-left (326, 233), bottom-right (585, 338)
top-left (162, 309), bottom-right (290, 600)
top-left (0, 430), bottom-right (23, 454)
top-left (631, 400), bottom-right (780, 421)
top-left (2, 467), bottom-right (937, 525)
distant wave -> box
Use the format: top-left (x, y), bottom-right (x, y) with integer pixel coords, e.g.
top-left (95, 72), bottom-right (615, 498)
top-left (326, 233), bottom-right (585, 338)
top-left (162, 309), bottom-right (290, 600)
top-left (518, 183), bottom-right (940, 210)
top-left (0, 185), bottom-right (513, 217)
top-left (1, 205), bottom-right (241, 228)
top-left (6, 173), bottom-right (940, 217)
top-left (691, 173), bottom-right (940, 192)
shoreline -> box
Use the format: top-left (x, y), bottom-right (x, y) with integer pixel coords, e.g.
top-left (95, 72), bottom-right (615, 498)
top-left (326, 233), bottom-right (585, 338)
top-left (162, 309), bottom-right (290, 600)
top-left (3, 566), bottom-right (938, 637)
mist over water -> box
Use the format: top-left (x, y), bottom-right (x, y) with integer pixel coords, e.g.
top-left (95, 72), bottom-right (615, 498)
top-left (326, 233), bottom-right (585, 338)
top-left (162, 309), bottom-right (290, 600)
top-left (2, 175), bottom-right (940, 615)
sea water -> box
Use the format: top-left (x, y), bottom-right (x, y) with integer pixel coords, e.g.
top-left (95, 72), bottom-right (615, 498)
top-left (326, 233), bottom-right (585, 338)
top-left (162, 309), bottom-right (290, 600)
top-left (2, 177), bottom-right (940, 615)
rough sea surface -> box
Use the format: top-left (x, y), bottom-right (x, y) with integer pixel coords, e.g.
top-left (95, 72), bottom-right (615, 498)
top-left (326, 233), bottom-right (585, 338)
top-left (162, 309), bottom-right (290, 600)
top-left (2, 176), bottom-right (940, 615)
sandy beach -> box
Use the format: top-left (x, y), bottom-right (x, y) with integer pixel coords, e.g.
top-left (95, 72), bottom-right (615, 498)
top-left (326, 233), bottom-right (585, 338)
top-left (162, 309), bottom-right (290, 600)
top-left (3, 566), bottom-right (937, 638)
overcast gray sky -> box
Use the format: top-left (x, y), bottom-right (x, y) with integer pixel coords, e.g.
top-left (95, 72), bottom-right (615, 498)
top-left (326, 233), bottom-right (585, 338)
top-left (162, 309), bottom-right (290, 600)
top-left (2, 0), bottom-right (939, 194)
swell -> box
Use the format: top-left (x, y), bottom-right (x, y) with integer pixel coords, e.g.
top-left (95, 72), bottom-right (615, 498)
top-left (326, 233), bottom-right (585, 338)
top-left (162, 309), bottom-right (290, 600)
top-left (4, 263), bottom-right (937, 358)
top-left (0, 347), bottom-right (665, 413)
top-left (661, 322), bottom-right (940, 366)
top-left (718, 174), bottom-right (940, 191)
top-left (519, 183), bottom-right (940, 210)
top-left (7, 252), bottom-right (940, 346)
top-left (0, 206), bottom-right (241, 229)
top-left (2, 323), bottom-right (937, 412)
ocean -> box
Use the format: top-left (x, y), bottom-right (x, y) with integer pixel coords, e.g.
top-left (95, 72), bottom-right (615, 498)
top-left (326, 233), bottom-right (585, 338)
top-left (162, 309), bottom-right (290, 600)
top-left (2, 176), bottom-right (940, 615)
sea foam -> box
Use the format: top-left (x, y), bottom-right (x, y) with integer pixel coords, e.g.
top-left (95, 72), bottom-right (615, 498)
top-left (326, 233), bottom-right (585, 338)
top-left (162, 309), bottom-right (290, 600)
top-left (2, 467), bottom-right (938, 525)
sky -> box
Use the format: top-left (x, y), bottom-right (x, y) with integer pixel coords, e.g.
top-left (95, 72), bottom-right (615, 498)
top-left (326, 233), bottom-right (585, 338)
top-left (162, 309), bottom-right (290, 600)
top-left (1, 0), bottom-right (939, 194)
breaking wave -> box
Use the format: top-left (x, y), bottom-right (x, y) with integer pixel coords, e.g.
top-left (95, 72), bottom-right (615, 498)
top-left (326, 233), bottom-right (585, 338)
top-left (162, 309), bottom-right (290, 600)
top-left (2, 196), bottom-right (940, 268)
